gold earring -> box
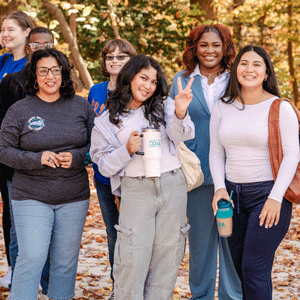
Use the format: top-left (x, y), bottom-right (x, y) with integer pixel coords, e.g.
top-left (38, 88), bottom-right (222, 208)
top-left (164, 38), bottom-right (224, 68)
top-left (34, 81), bottom-right (39, 89)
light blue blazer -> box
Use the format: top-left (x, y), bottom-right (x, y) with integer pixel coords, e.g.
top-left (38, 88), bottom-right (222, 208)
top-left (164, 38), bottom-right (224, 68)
top-left (170, 70), bottom-right (230, 186)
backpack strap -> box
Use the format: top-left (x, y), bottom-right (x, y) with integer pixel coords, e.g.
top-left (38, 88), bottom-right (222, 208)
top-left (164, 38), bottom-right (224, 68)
top-left (0, 54), bottom-right (10, 71)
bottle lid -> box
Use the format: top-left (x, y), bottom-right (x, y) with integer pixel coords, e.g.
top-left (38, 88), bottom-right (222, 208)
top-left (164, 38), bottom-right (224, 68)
top-left (217, 199), bottom-right (232, 209)
top-left (216, 199), bottom-right (233, 219)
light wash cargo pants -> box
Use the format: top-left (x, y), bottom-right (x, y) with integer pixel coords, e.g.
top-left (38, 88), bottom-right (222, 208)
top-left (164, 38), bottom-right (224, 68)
top-left (114, 168), bottom-right (190, 300)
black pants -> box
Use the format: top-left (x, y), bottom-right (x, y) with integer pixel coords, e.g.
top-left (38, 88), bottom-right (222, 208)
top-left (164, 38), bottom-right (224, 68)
top-left (225, 180), bottom-right (292, 300)
top-left (0, 172), bottom-right (11, 266)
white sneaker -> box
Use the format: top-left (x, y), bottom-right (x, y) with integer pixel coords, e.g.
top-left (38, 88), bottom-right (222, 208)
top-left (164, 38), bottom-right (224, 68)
top-left (0, 267), bottom-right (12, 288)
top-left (39, 294), bottom-right (49, 300)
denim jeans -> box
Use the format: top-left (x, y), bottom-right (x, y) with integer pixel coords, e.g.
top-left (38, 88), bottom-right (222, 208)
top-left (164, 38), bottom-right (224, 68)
top-left (95, 180), bottom-right (119, 282)
top-left (7, 181), bottom-right (50, 293)
top-left (114, 169), bottom-right (189, 300)
top-left (11, 199), bottom-right (89, 300)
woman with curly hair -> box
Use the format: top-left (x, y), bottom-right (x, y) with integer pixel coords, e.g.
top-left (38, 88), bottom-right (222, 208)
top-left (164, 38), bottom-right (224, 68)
top-left (90, 54), bottom-right (195, 299)
top-left (0, 48), bottom-right (95, 300)
top-left (170, 24), bottom-right (242, 299)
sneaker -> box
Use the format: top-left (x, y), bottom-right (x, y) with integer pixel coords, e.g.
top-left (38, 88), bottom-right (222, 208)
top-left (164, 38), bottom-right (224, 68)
top-left (6, 293), bottom-right (11, 300)
top-left (0, 267), bottom-right (12, 288)
top-left (39, 294), bottom-right (49, 300)
top-left (109, 290), bottom-right (114, 300)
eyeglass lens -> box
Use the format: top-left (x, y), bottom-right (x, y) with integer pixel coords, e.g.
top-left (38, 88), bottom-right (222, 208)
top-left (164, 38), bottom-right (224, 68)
top-left (29, 43), bottom-right (54, 51)
top-left (37, 66), bottom-right (61, 76)
top-left (105, 55), bottom-right (129, 61)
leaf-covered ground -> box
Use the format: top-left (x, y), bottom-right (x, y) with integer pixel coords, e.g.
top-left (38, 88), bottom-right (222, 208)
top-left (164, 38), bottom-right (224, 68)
top-left (0, 167), bottom-right (300, 299)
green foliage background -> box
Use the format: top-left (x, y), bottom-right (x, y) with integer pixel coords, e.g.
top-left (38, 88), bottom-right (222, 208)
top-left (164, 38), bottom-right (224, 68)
top-left (1, 0), bottom-right (299, 100)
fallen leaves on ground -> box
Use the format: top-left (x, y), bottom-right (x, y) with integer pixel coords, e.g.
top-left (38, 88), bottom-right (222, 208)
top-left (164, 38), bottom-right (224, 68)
top-left (0, 167), bottom-right (299, 299)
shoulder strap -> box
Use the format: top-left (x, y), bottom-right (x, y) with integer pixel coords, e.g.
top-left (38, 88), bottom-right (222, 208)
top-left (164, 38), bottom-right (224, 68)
top-left (268, 98), bottom-right (300, 203)
top-left (268, 98), bottom-right (283, 180)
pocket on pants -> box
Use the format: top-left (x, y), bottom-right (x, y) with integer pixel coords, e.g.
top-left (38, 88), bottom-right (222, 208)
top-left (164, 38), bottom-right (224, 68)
top-left (114, 224), bottom-right (134, 266)
top-left (177, 223), bottom-right (190, 263)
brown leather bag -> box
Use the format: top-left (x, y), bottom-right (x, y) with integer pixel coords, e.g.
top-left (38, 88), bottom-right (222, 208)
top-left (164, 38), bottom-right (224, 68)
top-left (268, 98), bottom-right (300, 204)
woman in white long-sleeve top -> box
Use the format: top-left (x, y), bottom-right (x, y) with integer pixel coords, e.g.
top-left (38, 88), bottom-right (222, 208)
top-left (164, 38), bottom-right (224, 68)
top-left (209, 45), bottom-right (299, 300)
top-left (90, 54), bottom-right (195, 300)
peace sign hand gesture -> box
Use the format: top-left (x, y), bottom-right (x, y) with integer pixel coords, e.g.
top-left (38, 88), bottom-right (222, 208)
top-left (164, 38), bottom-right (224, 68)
top-left (175, 77), bottom-right (194, 119)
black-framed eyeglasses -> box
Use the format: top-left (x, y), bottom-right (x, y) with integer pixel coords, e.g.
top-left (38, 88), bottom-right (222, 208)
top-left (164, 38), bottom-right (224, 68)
top-left (28, 43), bottom-right (55, 51)
top-left (105, 55), bottom-right (129, 61)
top-left (37, 66), bottom-right (62, 77)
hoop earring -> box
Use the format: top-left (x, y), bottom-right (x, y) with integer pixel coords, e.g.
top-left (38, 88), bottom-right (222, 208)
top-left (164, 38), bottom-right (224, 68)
top-left (34, 81), bottom-right (39, 89)
top-left (60, 82), bottom-right (66, 88)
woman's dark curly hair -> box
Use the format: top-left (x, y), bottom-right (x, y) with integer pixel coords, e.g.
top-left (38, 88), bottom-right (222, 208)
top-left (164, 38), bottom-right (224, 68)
top-left (107, 54), bottom-right (168, 127)
top-left (183, 24), bottom-right (236, 77)
top-left (24, 48), bottom-right (75, 99)
top-left (221, 45), bottom-right (280, 106)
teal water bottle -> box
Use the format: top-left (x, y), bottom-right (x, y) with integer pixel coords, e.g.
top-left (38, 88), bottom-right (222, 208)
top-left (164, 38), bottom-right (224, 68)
top-left (216, 199), bottom-right (233, 237)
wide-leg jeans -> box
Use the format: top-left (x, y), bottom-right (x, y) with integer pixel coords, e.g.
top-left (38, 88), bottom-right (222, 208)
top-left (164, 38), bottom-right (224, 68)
top-left (114, 169), bottom-right (190, 300)
top-left (187, 184), bottom-right (242, 300)
top-left (11, 199), bottom-right (89, 300)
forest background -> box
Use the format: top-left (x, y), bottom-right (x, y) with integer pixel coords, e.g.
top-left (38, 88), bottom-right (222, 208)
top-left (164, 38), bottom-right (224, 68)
top-left (0, 0), bottom-right (299, 105)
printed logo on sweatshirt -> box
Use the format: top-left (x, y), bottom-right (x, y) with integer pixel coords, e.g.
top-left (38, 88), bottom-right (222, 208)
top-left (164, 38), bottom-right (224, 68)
top-left (28, 116), bottom-right (45, 131)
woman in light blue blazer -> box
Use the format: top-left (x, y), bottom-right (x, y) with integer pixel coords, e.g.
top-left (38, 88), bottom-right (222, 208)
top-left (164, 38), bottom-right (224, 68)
top-left (170, 24), bottom-right (241, 300)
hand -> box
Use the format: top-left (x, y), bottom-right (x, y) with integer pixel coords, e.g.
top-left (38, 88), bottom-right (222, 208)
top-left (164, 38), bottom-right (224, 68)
top-left (259, 198), bottom-right (281, 228)
top-left (212, 188), bottom-right (230, 216)
top-left (126, 131), bottom-right (142, 155)
top-left (58, 152), bottom-right (73, 169)
top-left (175, 77), bottom-right (194, 119)
top-left (41, 151), bottom-right (61, 168)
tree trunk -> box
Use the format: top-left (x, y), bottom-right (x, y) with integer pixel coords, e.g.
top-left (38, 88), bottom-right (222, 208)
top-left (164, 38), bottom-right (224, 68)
top-left (69, 0), bottom-right (77, 44)
top-left (107, 0), bottom-right (120, 39)
top-left (232, 0), bottom-right (245, 47)
top-left (40, 0), bottom-right (93, 90)
top-left (190, 0), bottom-right (214, 20)
top-left (287, 3), bottom-right (299, 104)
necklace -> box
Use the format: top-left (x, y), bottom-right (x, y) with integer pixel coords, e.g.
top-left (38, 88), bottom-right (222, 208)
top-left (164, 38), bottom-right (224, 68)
top-left (201, 68), bottom-right (223, 78)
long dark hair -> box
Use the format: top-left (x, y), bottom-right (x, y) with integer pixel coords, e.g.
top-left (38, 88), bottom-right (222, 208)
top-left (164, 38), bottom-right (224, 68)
top-left (183, 24), bottom-right (236, 77)
top-left (25, 48), bottom-right (75, 99)
top-left (221, 45), bottom-right (280, 105)
top-left (107, 55), bottom-right (168, 127)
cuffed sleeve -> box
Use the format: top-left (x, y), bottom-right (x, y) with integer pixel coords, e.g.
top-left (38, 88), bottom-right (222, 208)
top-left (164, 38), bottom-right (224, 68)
top-left (90, 113), bottom-right (132, 177)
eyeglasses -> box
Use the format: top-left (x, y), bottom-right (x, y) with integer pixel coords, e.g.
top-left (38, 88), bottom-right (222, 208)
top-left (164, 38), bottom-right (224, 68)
top-left (28, 43), bottom-right (54, 51)
top-left (105, 55), bottom-right (129, 61)
top-left (37, 66), bottom-right (62, 77)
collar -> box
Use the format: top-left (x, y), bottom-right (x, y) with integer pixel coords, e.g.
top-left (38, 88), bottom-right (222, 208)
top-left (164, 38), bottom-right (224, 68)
top-left (189, 64), bottom-right (229, 80)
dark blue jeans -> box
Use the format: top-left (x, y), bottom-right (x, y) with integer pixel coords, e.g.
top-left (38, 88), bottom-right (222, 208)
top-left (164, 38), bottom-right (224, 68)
top-left (225, 180), bottom-right (292, 300)
top-left (7, 181), bottom-right (50, 294)
top-left (95, 180), bottom-right (119, 282)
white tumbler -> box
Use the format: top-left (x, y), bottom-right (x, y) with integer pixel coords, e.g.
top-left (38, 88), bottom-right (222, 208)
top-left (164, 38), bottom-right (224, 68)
top-left (136, 128), bottom-right (161, 177)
